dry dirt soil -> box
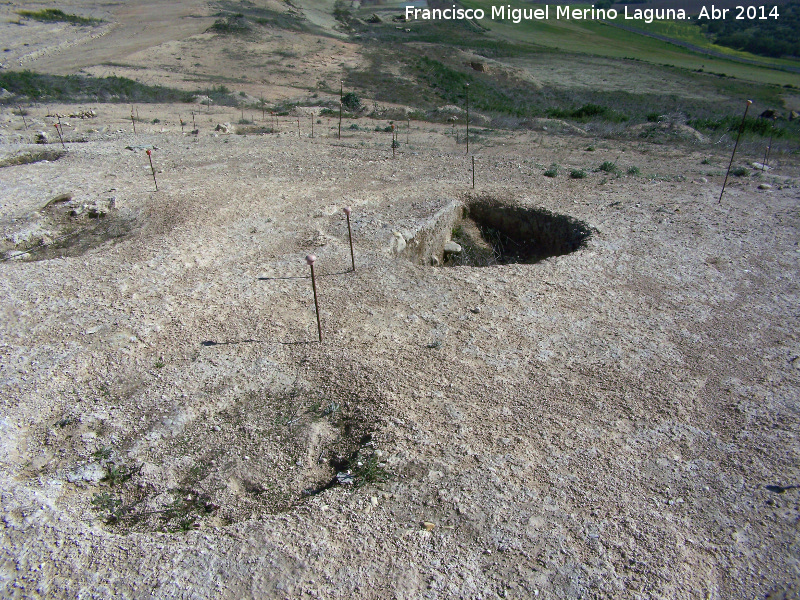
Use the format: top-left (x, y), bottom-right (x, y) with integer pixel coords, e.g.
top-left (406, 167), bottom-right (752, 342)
top-left (1, 2), bottom-right (800, 599)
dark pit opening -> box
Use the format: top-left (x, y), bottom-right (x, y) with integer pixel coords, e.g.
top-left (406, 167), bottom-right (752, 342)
top-left (445, 197), bottom-right (592, 267)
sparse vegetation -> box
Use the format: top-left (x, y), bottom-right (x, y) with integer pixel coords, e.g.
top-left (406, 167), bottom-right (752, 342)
top-left (544, 164), bottom-right (559, 178)
top-left (570, 169), bottom-right (588, 179)
top-left (0, 71), bottom-right (235, 105)
top-left (0, 150), bottom-right (65, 168)
top-left (18, 9), bottom-right (102, 26)
top-left (627, 166), bottom-right (641, 175)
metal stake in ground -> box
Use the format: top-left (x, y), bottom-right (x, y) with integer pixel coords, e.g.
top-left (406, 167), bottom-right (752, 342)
top-left (130, 109), bottom-right (136, 134)
top-left (180, 115), bottom-right (185, 133)
top-left (146, 149), bottom-right (158, 191)
top-left (407, 116), bottom-right (410, 145)
top-left (719, 100), bottom-right (752, 204)
top-left (344, 206), bottom-right (355, 271)
top-left (192, 111), bottom-right (196, 129)
top-left (306, 254), bottom-right (322, 342)
top-left (472, 155), bottom-right (475, 189)
top-left (298, 118), bottom-right (301, 138)
top-left (53, 123), bottom-right (65, 148)
top-left (17, 105), bottom-right (28, 129)
top-left (465, 83), bottom-right (470, 155)
top-left (762, 117), bottom-right (776, 172)
top-left (338, 80), bottom-right (343, 140)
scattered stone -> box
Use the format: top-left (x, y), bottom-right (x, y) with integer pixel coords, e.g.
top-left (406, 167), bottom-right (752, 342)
top-left (422, 521), bottom-right (435, 531)
top-left (430, 255), bottom-right (440, 267)
top-left (758, 183), bottom-right (772, 190)
top-left (391, 231), bottom-right (406, 254)
top-left (370, 496), bottom-right (378, 506)
top-left (470, 307), bottom-right (481, 314)
top-left (443, 241), bottom-right (462, 254)
top-left (366, 13), bottom-right (381, 23)
top-left (336, 472), bottom-right (354, 485)
top-left (35, 131), bottom-right (48, 144)
top-left (66, 462), bottom-right (105, 484)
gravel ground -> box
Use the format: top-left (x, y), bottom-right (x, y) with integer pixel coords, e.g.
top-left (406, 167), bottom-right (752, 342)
top-left (1, 104), bottom-right (799, 599)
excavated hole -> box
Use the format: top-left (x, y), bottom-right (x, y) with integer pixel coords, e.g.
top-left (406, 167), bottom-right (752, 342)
top-left (445, 197), bottom-right (592, 267)
top-left (2, 193), bottom-right (135, 262)
top-left (0, 149), bottom-right (65, 168)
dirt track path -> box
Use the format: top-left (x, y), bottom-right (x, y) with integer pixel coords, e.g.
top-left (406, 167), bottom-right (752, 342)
top-left (5, 0), bottom-right (213, 75)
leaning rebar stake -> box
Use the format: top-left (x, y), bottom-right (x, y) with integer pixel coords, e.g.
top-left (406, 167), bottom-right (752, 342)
top-left (53, 123), bottom-right (65, 148)
top-left (344, 206), bottom-right (355, 271)
top-left (306, 254), bottom-right (322, 342)
top-left (338, 80), bottom-right (343, 140)
top-left (762, 118), bottom-right (775, 172)
top-left (130, 109), bottom-right (136, 134)
top-left (18, 105), bottom-right (28, 129)
top-left (472, 155), bottom-right (475, 189)
top-left (465, 82), bottom-right (470, 155)
top-left (719, 99), bottom-right (752, 204)
top-left (146, 149), bottom-right (158, 191)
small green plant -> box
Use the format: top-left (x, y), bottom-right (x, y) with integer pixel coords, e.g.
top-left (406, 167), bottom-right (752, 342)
top-left (154, 360), bottom-right (165, 369)
top-left (239, 91), bottom-right (246, 97)
top-left (93, 447), bottom-right (113, 461)
top-left (731, 166), bottom-right (749, 177)
top-left (585, 145), bottom-right (595, 151)
top-left (151, 118), bottom-right (160, 124)
top-left (544, 164), bottom-right (558, 177)
top-left (355, 454), bottom-right (389, 487)
top-left (627, 166), bottom-right (641, 175)
top-left (701, 158), bottom-right (712, 165)
top-left (570, 169), bottom-right (587, 179)
top-left (91, 493), bottom-right (122, 522)
top-left (103, 463), bottom-right (136, 487)
top-left (646, 112), bottom-right (661, 122)
top-left (598, 161), bottom-right (618, 173)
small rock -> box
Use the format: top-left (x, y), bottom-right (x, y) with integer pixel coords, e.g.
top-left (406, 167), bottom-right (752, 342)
top-left (336, 472), bottom-right (354, 485)
top-left (698, 177), bottom-right (708, 183)
top-left (443, 241), bottom-right (462, 254)
top-left (430, 255), bottom-right (440, 267)
top-left (758, 183), bottom-right (772, 190)
top-left (370, 496), bottom-right (378, 506)
top-left (35, 131), bottom-right (48, 144)
top-left (470, 307), bottom-right (481, 314)
top-left (422, 521), bottom-right (435, 531)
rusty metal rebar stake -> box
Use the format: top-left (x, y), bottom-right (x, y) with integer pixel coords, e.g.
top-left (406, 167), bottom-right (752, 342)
top-left (719, 99), bottom-right (752, 204)
top-left (307, 254), bottom-right (322, 342)
top-left (146, 149), bottom-right (158, 191)
top-left (472, 155), bottom-right (475, 189)
top-left (344, 206), bottom-right (355, 271)
top-left (53, 123), bottom-right (65, 148)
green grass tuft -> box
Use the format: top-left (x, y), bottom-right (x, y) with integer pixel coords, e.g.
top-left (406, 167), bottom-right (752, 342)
top-left (18, 9), bottom-right (102, 25)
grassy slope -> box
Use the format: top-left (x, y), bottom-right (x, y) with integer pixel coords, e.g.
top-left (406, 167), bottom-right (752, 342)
top-left (458, 0), bottom-right (799, 86)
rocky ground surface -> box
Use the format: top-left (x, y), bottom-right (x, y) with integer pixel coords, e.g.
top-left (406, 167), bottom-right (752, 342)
top-left (0, 103), bottom-right (799, 599)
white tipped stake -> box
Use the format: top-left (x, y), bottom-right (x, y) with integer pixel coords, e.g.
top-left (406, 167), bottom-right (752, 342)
top-left (307, 254), bottom-right (322, 342)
